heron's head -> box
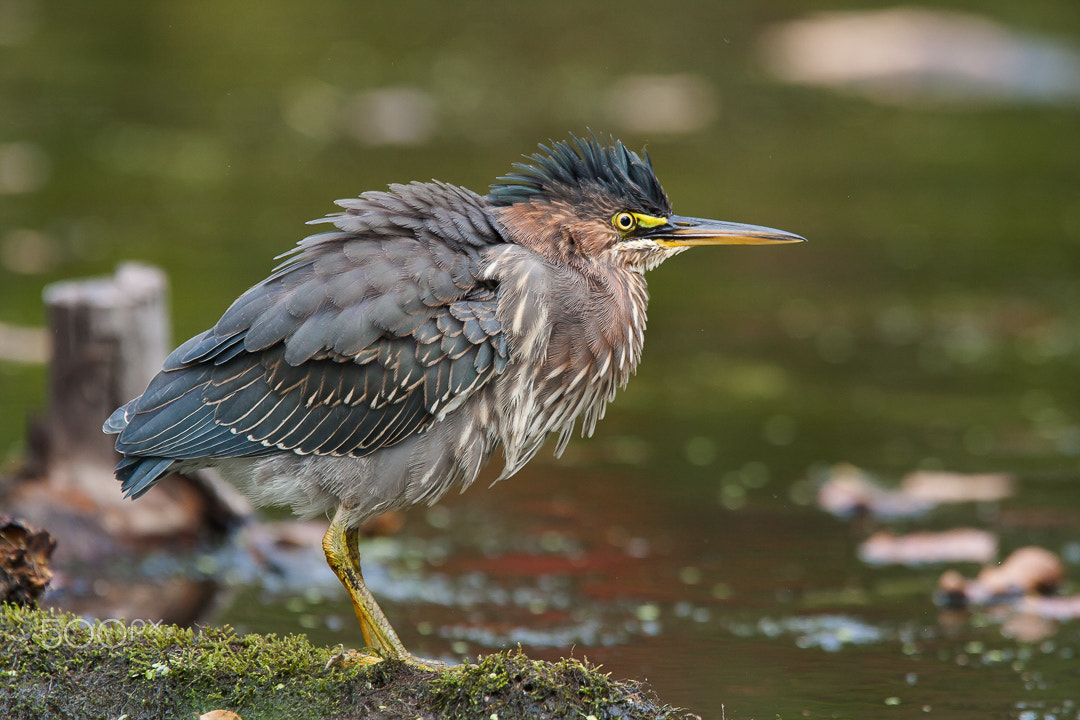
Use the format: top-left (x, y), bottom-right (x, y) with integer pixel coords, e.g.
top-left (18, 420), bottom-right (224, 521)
top-left (487, 133), bottom-right (804, 274)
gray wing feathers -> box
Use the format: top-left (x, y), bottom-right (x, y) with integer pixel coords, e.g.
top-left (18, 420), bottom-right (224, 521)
top-left (110, 181), bottom-right (509, 465)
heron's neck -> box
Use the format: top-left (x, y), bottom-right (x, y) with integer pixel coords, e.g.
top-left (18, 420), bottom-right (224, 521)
top-left (593, 265), bottom-right (649, 382)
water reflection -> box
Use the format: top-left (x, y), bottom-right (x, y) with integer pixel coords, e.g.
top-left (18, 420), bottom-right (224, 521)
top-left (761, 7), bottom-right (1080, 106)
top-left (342, 87), bottom-right (438, 146)
top-left (0, 141), bottom-right (50, 195)
top-left (731, 614), bottom-right (885, 652)
top-left (0, 0), bottom-right (38, 47)
top-left (604, 74), bottom-right (718, 134)
top-left (0, 229), bottom-right (61, 275)
top-left (279, 72), bottom-right (718, 145)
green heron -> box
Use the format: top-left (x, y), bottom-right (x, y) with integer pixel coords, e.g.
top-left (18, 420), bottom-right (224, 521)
top-left (105, 133), bottom-right (803, 666)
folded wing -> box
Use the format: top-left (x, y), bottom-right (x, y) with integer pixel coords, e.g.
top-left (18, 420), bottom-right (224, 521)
top-left (107, 182), bottom-right (508, 497)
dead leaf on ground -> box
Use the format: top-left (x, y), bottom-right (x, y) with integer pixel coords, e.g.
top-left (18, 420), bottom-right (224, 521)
top-left (0, 515), bottom-right (56, 605)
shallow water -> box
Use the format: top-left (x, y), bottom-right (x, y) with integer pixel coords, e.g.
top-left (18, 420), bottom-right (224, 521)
top-left (2, 1), bottom-right (1080, 717)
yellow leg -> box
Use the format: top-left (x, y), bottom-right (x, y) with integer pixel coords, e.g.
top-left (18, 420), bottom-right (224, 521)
top-left (322, 509), bottom-right (443, 669)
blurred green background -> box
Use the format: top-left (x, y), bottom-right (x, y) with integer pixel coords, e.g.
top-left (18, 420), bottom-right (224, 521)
top-left (2, 0), bottom-right (1079, 717)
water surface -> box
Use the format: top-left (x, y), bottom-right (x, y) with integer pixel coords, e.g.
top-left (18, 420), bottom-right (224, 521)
top-left (2, 1), bottom-right (1079, 717)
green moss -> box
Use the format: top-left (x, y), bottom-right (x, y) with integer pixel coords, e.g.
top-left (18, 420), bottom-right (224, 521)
top-left (0, 603), bottom-right (386, 719)
top-left (0, 604), bottom-right (682, 720)
top-left (429, 651), bottom-right (679, 720)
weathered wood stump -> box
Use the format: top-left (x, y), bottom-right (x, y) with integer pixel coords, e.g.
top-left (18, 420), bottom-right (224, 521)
top-left (8, 264), bottom-right (248, 552)
top-left (43, 262), bottom-right (171, 480)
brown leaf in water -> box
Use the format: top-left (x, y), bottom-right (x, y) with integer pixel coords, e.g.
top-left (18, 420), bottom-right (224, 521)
top-left (899, 470), bottom-right (1014, 503)
top-left (817, 464), bottom-right (934, 518)
top-left (818, 464), bottom-right (1014, 519)
top-left (973, 546), bottom-right (1063, 597)
top-left (859, 528), bottom-right (997, 565)
top-left (937, 546), bottom-right (1064, 606)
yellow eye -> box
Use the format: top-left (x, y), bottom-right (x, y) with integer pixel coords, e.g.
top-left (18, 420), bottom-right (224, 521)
top-left (613, 212), bottom-right (636, 232)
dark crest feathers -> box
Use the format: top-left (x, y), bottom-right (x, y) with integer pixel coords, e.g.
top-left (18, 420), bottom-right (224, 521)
top-left (487, 132), bottom-right (672, 216)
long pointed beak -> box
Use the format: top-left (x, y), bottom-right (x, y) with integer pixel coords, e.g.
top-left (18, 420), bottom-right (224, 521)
top-left (644, 215), bottom-right (806, 247)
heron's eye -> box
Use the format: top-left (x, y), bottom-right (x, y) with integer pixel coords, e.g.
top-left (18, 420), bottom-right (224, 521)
top-left (613, 212), bottom-right (636, 232)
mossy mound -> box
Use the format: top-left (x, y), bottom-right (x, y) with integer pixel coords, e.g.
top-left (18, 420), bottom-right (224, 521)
top-left (429, 651), bottom-right (675, 719)
top-left (0, 604), bottom-right (684, 720)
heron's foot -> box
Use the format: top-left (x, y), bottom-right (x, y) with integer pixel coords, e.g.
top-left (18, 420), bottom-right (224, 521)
top-left (325, 647), bottom-right (384, 669)
top-left (368, 647), bottom-right (449, 671)
top-left (400, 652), bottom-right (449, 671)
top-left (325, 646), bottom-right (447, 672)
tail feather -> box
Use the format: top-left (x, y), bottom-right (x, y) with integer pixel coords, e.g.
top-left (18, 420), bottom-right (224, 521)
top-left (116, 456), bottom-right (176, 499)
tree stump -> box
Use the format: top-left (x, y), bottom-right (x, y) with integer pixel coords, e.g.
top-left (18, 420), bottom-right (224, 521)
top-left (42, 262), bottom-right (170, 476)
top-left (9, 263), bottom-right (248, 550)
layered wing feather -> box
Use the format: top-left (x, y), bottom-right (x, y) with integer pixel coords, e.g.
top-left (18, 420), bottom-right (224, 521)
top-left (107, 182), bottom-right (508, 497)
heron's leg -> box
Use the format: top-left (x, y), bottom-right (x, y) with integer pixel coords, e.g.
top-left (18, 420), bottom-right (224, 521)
top-left (322, 510), bottom-right (410, 660)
